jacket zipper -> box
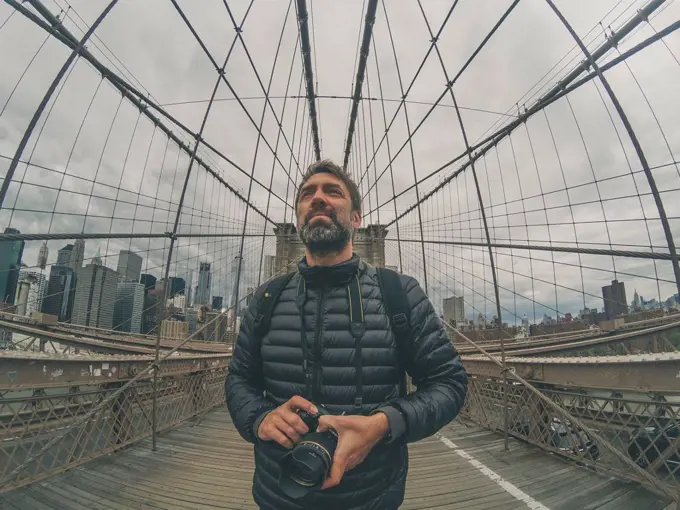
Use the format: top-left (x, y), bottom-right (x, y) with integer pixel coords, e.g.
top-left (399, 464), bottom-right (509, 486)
top-left (312, 287), bottom-right (324, 403)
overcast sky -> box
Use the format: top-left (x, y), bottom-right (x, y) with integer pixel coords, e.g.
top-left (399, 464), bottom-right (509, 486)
top-left (1, 0), bottom-right (680, 323)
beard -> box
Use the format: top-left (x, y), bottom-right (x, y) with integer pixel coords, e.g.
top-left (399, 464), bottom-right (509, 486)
top-left (298, 208), bottom-right (354, 255)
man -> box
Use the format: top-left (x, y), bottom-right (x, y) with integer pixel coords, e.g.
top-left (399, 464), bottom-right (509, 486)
top-left (226, 159), bottom-right (468, 509)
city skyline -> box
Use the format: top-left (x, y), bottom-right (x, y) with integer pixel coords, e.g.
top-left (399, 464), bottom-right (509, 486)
top-left (2, 231), bottom-right (679, 331)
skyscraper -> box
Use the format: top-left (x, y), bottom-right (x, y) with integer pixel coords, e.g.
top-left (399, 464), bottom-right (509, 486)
top-left (71, 239), bottom-right (85, 270)
top-left (116, 250), bottom-right (142, 282)
top-left (0, 227), bottom-right (25, 304)
top-left (140, 273), bottom-right (157, 292)
top-left (41, 266), bottom-right (77, 321)
top-left (443, 295), bottom-right (465, 324)
top-left (72, 264), bottom-right (119, 329)
top-left (169, 277), bottom-right (185, 298)
top-left (17, 271), bottom-right (47, 316)
top-left (57, 244), bottom-right (73, 266)
top-left (195, 262), bottom-right (212, 306)
top-left (229, 256), bottom-right (242, 309)
top-left (37, 242), bottom-right (49, 270)
top-left (15, 280), bottom-right (30, 316)
top-left (186, 269), bottom-right (193, 307)
top-left (114, 281), bottom-right (145, 333)
top-left (602, 279), bottom-right (628, 321)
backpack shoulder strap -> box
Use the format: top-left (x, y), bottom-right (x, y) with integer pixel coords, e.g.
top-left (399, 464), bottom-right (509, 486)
top-left (376, 267), bottom-right (412, 395)
top-left (252, 271), bottom-right (296, 342)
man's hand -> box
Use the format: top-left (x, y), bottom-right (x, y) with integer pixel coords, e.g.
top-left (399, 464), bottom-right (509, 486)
top-left (316, 413), bottom-right (390, 490)
top-left (257, 396), bottom-right (318, 449)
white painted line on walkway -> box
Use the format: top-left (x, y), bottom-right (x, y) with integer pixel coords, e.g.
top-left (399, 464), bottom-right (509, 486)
top-left (436, 432), bottom-right (550, 510)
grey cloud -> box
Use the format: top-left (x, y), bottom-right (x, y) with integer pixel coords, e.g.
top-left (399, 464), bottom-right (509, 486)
top-left (1, 0), bottom-right (679, 322)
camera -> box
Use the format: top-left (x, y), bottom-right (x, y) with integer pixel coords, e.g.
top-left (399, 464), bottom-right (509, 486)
top-left (278, 405), bottom-right (338, 499)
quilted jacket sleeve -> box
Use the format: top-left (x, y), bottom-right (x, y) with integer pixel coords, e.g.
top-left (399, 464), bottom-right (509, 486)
top-left (375, 275), bottom-right (468, 444)
top-left (225, 286), bottom-right (277, 444)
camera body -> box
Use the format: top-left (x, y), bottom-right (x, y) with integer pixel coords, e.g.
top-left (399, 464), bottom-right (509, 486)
top-left (278, 405), bottom-right (339, 499)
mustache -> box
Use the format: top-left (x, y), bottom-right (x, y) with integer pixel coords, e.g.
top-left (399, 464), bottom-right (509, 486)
top-left (305, 206), bottom-right (337, 224)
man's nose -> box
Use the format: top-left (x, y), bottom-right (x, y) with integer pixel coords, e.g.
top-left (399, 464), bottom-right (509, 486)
top-left (310, 194), bottom-right (327, 208)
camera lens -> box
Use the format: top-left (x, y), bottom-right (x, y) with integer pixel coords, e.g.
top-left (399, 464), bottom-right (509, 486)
top-left (278, 431), bottom-right (338, 499)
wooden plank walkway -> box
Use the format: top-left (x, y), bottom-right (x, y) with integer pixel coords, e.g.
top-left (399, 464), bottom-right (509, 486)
top-left (0, 409), bottom-right (671, 510)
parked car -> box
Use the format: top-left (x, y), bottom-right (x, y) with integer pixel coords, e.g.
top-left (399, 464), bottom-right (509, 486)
top-left (628, 422), bottom-right (679, 470)
top-left (550, 418), bottom-right (600, 461)
top-left (511, 416), bottom-right (600, 461)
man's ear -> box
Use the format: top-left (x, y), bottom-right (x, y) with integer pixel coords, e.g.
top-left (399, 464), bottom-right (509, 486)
top-left (352, 211), bottom-right (361, 229)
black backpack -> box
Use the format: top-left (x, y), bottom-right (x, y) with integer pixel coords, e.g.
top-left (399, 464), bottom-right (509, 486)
top-left (252, 267), bottom-right (412, 396)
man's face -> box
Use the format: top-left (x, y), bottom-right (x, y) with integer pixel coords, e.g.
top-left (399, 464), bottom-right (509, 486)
top-left (296, 172), bottom-right (361, 254)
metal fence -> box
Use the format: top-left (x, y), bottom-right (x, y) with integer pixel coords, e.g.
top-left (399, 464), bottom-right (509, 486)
top-left (0, 360), bottom-right (228, 492)
top-left (457, 344), bottom-right (679, 502)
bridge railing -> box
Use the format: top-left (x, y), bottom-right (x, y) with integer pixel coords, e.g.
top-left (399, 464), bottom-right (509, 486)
top-left (453, 326), bottom-right (680, 502)
top-left (0, 355), bottom-right (229, 493)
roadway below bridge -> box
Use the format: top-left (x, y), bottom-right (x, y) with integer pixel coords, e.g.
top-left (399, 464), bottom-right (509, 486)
top-left (2, 313), bottom-right (677, 359)
top-left (0, 314), bottom-right (230, 355)
top-left (452, 316), bottom-right (680, 357)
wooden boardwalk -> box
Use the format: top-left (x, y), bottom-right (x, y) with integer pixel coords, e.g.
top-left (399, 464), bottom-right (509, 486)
top-left (1, 409), bottom-right (671, 510)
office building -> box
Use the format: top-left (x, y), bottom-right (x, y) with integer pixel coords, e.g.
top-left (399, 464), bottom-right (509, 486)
top-left (195, 262), bottom-right (212, 306)
top-left (37, 242), bottom-right (49, 270)
top-left (41, 266), bottom-right (77, 321)
top-left (443, 295), bottom-right (465, 324)
top-left (169, 277), bottom-right (185, 298)
top-left (57, 244), bottom-right (73, 266)
top-left (0, 227), bottom-right (25, 304)
top-left (116, 250), bottom-right (142, 282)
top-left (140, 273), bottom-right (157, 292)
top-left (161, 319), bottom-right (187, 340)
top-left (113, 281), bottom-right (144, 333)
top-left (185, 308), bottom-right (198, 334)
top-left (602, 279), bottom-right (628, 320)
top-left (72, 264), bottom-right (119, 329)
top-left (17, 271), bottom-right (46, 316)
top-left (71, 239), bottom-right (85, 270)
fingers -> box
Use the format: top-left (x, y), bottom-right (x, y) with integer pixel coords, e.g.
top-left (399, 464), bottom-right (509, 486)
top-left (321, 453), bottom-right (348, 490)
top-left (316, 415), bottom-right (338, 433)
top-left (287, 395), bottom-right (318, 415)
top-left (267, 427), bottom-right (294, 449)
top-left (280, 412), bottom-right (310, 436)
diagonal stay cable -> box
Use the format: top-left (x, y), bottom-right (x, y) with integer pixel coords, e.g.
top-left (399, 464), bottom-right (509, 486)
top-left (378, 14), bottom-right (680, 226)
top-left (369, 35), bottom-right (403, 271)
top-left (380, 0), bottom-right (429, 292)
top-left (355, 0), bottom-right (460, 188)
top-left (222, 0), bottom-right (304, 178)
top-left (361, 0), bottom-right (521, 198)
top-left (295, 0), bottom-right (321, 161)
top-left (416, 2), bottom-right (507, 444)
top-left (342, 0), bottom-right (378, 170)
top-left (0, 0), bottom-right (119, 210)
top-left (4, 0), bottom-right (287, 223)
top-left (232, 0), bottom-right (297, 309)
top-left (445, 323), bottom-right (679, 501)
top-left (545, 0), bottom-right (680, 296)
top-left (153, 3), bottom-right (260, 445)
top-left (169, 0), bottom-right (302, 185)
top-left (0, 256), bottom-right (302, 488)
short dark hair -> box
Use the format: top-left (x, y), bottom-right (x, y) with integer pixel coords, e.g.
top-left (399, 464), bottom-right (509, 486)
top-left (295, 159), bottom-right (362, 215)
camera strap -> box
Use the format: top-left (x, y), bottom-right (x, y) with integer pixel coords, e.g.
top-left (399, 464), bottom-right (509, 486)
top-left (347, 273), bottom-right (365, 409)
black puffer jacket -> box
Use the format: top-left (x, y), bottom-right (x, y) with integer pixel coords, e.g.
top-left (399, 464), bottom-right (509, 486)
top-left (226, 255), bottom-right (468, 510)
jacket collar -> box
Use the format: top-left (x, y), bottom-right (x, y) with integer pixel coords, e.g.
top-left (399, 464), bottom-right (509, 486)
top-left (297, 253), bottom-right (361, 288)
